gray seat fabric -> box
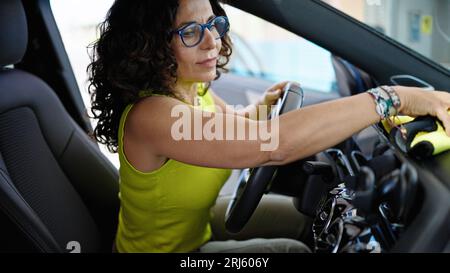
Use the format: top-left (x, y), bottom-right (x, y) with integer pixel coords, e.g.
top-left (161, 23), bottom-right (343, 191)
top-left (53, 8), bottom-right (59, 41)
top-left (0, 0), bottom-right (119, 253)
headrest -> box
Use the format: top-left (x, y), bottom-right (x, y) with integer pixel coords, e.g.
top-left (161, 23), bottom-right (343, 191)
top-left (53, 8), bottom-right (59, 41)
top-left (0, 0), bottom-right (28, 67)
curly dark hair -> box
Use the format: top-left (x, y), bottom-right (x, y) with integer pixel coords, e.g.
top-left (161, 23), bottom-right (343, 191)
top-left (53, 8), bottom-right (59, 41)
top-left (87, 0), bottom-right (232, 153)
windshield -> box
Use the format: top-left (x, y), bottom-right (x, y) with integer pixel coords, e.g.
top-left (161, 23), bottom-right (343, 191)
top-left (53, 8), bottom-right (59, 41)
top-left (322, 0), bottom-right (450, 71)
top-left (224, 5), bottom-right (337, 93)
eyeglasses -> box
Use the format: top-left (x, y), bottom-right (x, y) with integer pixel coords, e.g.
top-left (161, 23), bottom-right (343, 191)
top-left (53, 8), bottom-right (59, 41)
top-left (171, 16), bottom-right (229, 48)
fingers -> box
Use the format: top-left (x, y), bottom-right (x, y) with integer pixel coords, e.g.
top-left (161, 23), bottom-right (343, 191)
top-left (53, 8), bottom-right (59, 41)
top-left (264, 81), bottom-right (301, 106)
top-left (267, 89), bottom-right (282, 96)
top-left (435, 91), bottom-right (450, 105)
top-left (430, 91), bottom-right (450, 136)
top-left (436, 107), bottom-right (450, 136)
top-left (263, 89), bottom-right (282, 106)
top-left (267, 81), bottom-right (290, 93)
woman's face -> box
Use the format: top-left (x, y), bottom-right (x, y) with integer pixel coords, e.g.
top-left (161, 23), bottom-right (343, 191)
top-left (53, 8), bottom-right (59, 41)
top-left (171, 0), bottom-right (222, 83)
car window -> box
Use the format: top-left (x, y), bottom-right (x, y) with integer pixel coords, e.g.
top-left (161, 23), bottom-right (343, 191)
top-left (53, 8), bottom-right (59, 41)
top-left (223, 5), bottom-right (338, 94)
top-left (322, 0), bottom-right (450, 71)
top-left (51, 0), bottom-right (119, 168)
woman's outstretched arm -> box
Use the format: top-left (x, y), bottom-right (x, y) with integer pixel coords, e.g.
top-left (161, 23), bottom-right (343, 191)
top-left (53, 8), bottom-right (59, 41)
top-left (128, 86), bottom-right (450, 169)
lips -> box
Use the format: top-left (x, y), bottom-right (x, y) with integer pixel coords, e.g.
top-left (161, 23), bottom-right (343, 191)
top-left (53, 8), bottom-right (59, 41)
top-left (197, 57), bottom-right (217, 67)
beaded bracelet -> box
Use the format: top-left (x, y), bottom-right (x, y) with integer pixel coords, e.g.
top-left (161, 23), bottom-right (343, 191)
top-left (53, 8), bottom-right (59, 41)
top-left (367, 86), bottom-right (407, 139)
top-left (380, 85), bottom-right (401, 113)
top-left (367, 87), bottom-right (396, 119)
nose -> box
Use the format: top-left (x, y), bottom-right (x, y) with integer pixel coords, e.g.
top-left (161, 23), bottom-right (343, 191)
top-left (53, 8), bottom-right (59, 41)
top-left (200, 27), bottom-right (217, 49)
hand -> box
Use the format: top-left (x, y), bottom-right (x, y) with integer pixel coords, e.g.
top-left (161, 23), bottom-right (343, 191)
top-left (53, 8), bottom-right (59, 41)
top-left (395, 86), bottom-right (450, 135)
top-left (257, 81), bottom-right (291, 107)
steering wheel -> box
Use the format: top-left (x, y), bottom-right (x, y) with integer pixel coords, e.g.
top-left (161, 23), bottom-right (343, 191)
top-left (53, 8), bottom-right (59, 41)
top-left (225, 82), bottom-right (305, 233)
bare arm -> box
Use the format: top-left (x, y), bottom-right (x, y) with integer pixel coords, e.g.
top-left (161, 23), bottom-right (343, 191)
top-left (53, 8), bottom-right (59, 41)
top-left (131, 92), bottom-right (378, 169)
top-left (132, 86), bottom-right (450, 169)
top-left (268, 92), bottom-right (380, 165)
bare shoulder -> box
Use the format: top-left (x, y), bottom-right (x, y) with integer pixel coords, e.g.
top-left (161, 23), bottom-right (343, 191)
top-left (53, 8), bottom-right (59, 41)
top-left (131, 95), bottom-right (178, 116)
top-left (122, 95), bottom-right (181, 172)
top-left (125, 95), bottom-right (183, 140)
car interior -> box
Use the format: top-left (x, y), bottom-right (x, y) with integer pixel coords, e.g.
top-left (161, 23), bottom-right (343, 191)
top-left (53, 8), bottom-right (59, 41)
top-left (0, 0), bottom-right (449, 253)
top-left (0, 0), bottom-right (119, 252)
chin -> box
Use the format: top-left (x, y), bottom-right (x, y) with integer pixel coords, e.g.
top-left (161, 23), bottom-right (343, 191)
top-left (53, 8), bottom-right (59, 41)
top-left (190, 71), bottom-right (217, 82)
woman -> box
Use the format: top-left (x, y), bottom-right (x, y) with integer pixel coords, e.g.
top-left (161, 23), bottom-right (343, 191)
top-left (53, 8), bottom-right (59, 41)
top-left (88, 0), bottom-right (450, 253)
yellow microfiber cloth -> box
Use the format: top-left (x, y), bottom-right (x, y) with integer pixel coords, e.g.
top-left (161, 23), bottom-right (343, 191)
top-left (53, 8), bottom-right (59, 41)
top-left (381, 112), bottom-right (450, 158)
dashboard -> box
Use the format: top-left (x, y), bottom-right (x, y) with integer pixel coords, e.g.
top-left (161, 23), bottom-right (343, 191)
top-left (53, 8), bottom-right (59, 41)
top-left (269, 121), bottom-right (450, 253)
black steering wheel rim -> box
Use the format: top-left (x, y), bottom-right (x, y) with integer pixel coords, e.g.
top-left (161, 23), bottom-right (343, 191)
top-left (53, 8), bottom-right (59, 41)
top-left (225, 82), bottom-right (304, 233)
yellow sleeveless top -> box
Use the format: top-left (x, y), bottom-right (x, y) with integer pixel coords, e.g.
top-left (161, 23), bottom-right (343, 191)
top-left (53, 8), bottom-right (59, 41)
top-left (115, 83), bottom-right (232, 253)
